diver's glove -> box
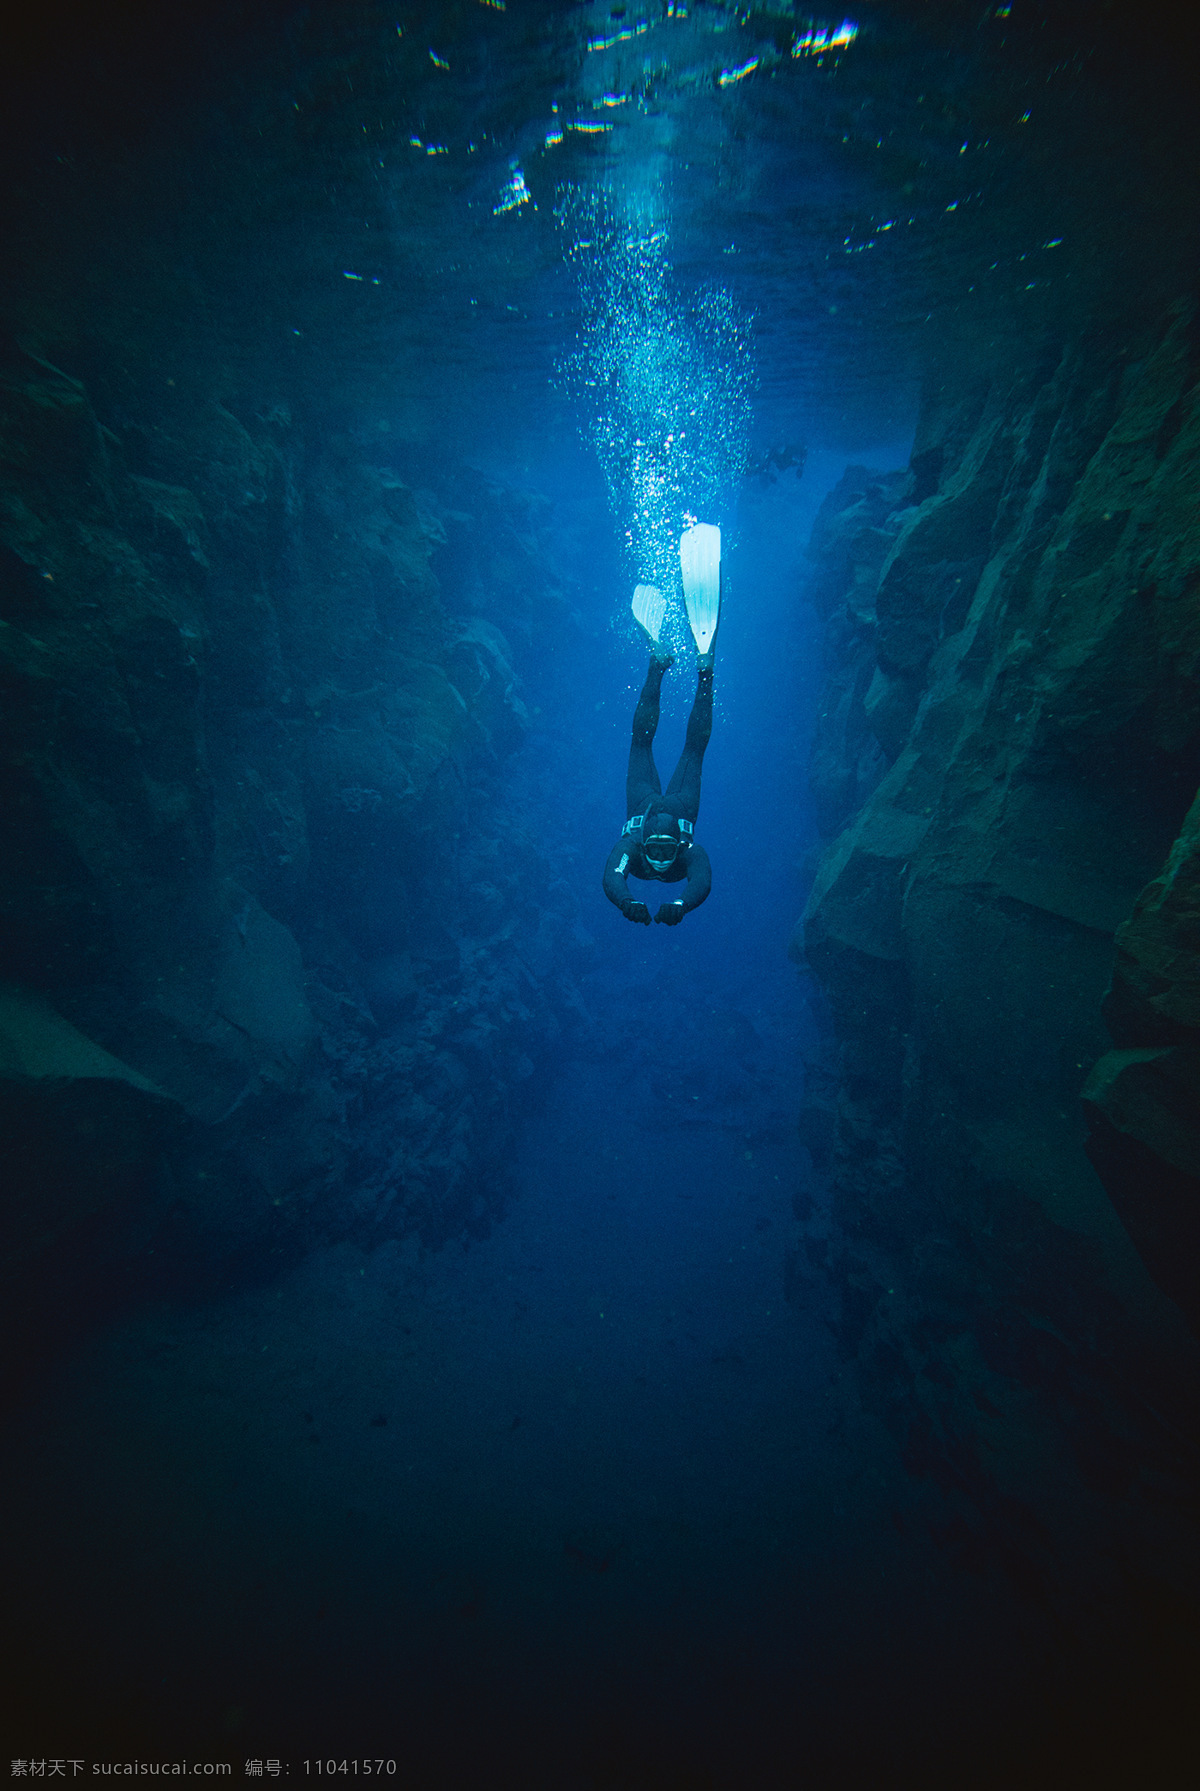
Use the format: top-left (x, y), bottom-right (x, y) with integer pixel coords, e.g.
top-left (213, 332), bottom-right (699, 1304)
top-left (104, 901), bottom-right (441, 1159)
top-left (654, 901), bottom-right (685, 926)
top-left (622, 899), bottom-right (652, 925)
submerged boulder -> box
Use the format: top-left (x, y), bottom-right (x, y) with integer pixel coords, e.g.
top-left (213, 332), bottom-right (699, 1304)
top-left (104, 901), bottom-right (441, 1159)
top-left (0, 984), bottom-right (183, 1302)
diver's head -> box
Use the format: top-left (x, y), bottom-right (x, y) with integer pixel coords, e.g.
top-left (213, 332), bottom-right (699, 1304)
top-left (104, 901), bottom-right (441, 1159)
top-left (642, 808), bottom-right (682, 872)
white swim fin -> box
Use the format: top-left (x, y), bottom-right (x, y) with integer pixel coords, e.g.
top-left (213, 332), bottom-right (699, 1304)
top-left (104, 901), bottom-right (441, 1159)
top-left (631, 582), bottom-right (667, 648)
top-left (680, 523), bottom-right (721, 658)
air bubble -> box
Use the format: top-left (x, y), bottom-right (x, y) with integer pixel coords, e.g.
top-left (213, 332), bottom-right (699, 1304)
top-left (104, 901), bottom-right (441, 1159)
top-left (556, 184), bottom-right (754, 609)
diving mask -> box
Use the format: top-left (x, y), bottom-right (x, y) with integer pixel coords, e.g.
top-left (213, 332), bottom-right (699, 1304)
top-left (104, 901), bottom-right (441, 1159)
top-left (644, 834), bottom-right (680, 870)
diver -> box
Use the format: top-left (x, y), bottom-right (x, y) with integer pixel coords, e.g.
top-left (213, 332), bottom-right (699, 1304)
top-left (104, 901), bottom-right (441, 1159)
top-left (602, 523), bottom-right (720, 927)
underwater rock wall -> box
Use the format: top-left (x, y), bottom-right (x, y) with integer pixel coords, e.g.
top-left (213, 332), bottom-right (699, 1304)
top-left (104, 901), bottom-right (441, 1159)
top-left (0, 341), bottom-right (587, 1355)
top-left (1084, 785), bottom-right (1200, 1334)
top-left (791, 304), bottom-right (1200, 1607)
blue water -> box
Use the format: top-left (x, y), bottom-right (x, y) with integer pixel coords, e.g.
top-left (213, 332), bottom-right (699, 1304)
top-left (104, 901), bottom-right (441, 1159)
top-left (2, 442), bottom-right (1065, 1783)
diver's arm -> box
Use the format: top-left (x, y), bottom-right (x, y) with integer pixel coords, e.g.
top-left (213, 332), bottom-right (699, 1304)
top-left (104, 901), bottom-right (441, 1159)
top-left (680, 844), bottom-right (712, 913)
top-left (603, 840), bottom-right (650, 923)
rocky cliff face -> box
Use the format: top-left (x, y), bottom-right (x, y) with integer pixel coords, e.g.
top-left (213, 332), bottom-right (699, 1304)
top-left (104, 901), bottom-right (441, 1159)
top-left (0, 340), bottom-right (590, 1373)
top-left (1084, 785), bottom-right (1200, 1333)
top-left (791, 305), bottom-right (1200, 1619)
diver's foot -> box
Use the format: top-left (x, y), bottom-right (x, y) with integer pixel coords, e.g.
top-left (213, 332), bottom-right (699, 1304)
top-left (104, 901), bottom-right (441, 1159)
top-left (651, 650), bottom-right (676, 671)
top-left (696, 648), bottom-right (715, 673)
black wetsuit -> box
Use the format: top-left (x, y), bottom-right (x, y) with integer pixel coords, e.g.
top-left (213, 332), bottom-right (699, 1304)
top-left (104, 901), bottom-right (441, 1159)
top-left (602, 658), bottom-right (714, 923)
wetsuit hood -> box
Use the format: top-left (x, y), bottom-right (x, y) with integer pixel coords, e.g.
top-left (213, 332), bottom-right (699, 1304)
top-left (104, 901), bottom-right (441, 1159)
top-left (642, 805), bottom-right (683, 870)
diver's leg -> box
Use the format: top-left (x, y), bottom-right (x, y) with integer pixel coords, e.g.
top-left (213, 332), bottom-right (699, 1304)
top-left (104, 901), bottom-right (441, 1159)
top-left (664, 662), bottom-right (713, 820)
top-left (626, 658), bottom-right (668, 815)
